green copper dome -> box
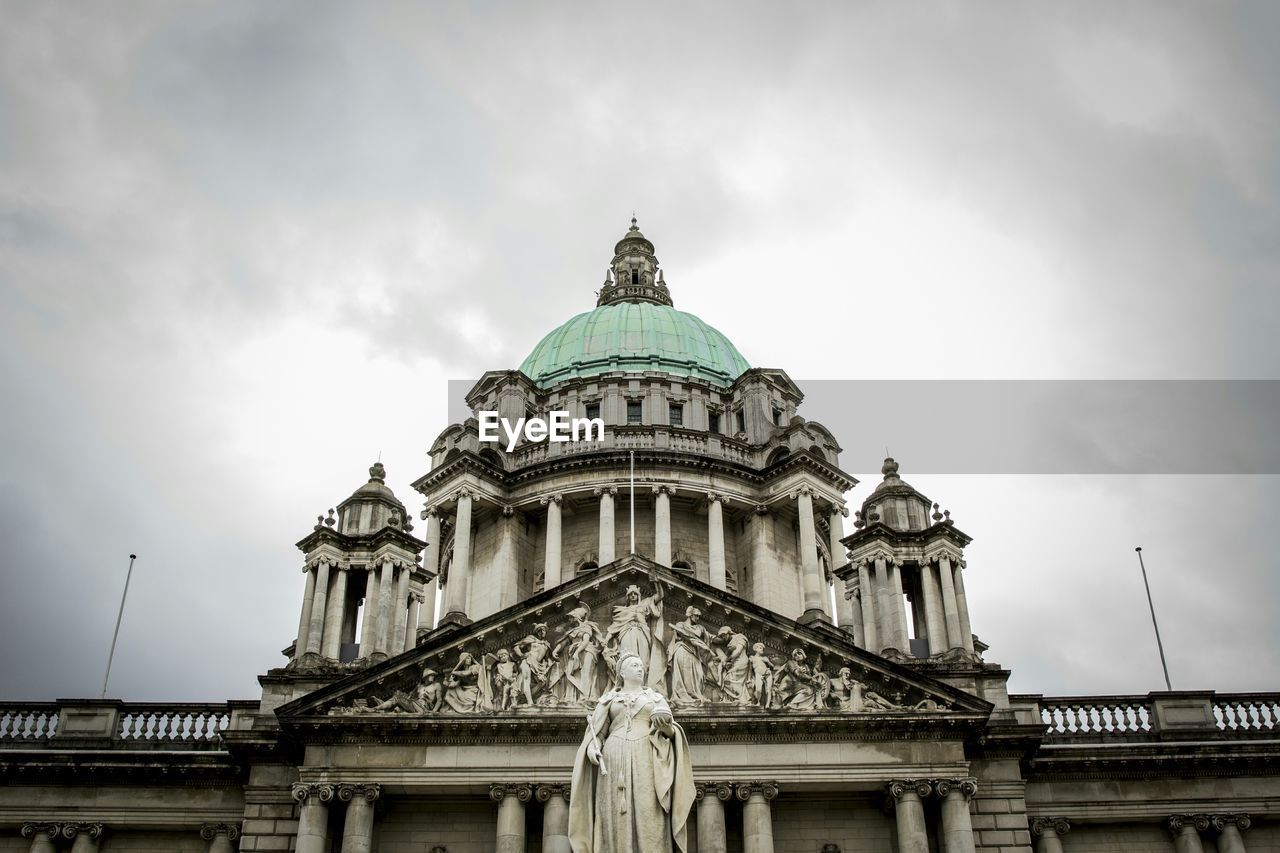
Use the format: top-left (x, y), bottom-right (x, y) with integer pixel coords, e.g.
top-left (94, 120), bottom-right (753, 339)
top-left (520, 302), bottom-right (751, 388)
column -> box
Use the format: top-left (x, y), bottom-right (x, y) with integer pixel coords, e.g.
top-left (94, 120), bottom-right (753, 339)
top-left (952, 561), bottom-right (975, 652)
top-left (708, 493), bottom-right (727, 590)
top-left (795, 488), bottom-right (827, 620)
top-left (873, 558), bottom-right (895, 652)
top-left (737, 782), bottom-right (778, 853)
top-left (858, 561), bottom-right (878, 652)
top-left (537, 784), bottom-right (571, 853)
top-left (391, 565), bottom-right (411, 654)
top-left (292, 784), bottom-right (334, 853)
top-left (654, 486), bottom-right (672, 566)
top-left (295, 566), bottom-right (317, 661)
top-left (200, 824), bottom-right (240, 853)
top-left (937, 555), bottom-right (963, 650)
top-left (1168, 816), bottom-right (1208, 853)
top-left (421, 577), bottom-right (438, 632)
top-left (444, 491), bottom-right (473, 623)
top-left (542, 494), bottom-right (563, 588)
top-left (405, 591), bottom-right (422, 650)
top-left (596, 487), bottom-right (616, 565)
top-left (67, 826), bottom-right (104, 853)
top-left (695, 783), bottom-right (731, 853)
top-left (423, 507), bottom-right (442, 578)
top-left (359, 567), bottom-right (379, 658)
top-left (836, 575), bottom-right (861, 641)
top-left (338, 784), bottom-right (382, 853)
top-left (322, 567), bottom-right (349, 659)
top-left (937, 778), bottom-right (977, 853)
top-left (1030, 818), bottom-right (1070, 853)
top-left (374, 559), bottom-right (395, 655)
top-left (306, 559), bottom-right (331, 656)
top-left (829, 509), bottom-right (857, 636)
top-left (1214, 815), bottom-right (1251, 853)
top-left (887, 781), bottom-right (931, 853)
top-left (21, 824), bottom-right (59, 853)
top-left (920, 561), bottom-right (947, 657)
top-left (888, 561), bottom-right (909, 651)
top-left (490, 784), bottom-right (532, 853)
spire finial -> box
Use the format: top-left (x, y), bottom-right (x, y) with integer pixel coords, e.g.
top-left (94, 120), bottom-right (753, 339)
top-left (630, 213), bottom-right (638, 231)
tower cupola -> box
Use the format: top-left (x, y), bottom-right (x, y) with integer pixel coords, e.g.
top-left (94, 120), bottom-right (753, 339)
top-left (597, 217), bottom-right (673, 307)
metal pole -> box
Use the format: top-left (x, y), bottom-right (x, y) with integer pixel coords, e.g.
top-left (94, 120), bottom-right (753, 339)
top-left (1135, 547), bottom-right (1173, 691)
top-left (102, 553), bottom-right (137, 699)
top-left (629, 451), bottom-right (636, 555)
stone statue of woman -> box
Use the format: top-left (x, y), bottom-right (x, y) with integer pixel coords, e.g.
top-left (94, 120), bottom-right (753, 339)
top-left (569, 653), bottom-right (695, 853)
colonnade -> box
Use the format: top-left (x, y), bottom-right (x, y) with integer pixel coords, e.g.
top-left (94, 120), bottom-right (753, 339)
top-left (435, 482), bottom-right (841, 625)
top-left (292, 783), bottom-right (381, 853)
top-left (21, 822), bottom-right (238, 853)
top-left (294, 556), bottom-right (423, 663)
top-left (850, 553), bottom-right (973, 657)
top-left (1028, 814), bottom-right (1253, 853)
top-left (886, 778), bottom-right (977, 853)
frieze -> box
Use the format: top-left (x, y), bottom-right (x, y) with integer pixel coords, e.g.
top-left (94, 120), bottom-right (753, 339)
top-left (323, 572), bottom-right (957, 719)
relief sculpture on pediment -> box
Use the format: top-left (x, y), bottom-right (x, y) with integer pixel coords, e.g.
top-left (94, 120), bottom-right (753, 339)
top-left (328, 576), bottom-right (955, 718)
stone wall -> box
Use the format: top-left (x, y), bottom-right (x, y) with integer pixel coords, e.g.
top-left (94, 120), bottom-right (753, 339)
top-left (769, 794), bottom-right (894, 853)
top-left (377, 796), bottom-right (502, 853)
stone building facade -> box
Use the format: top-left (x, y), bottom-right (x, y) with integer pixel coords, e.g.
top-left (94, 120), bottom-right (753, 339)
top-left (2, 222), bottom-right (1278, 853)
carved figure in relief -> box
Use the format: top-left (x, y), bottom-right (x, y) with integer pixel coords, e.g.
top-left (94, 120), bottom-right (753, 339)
top-left (553, 603), bottom-right (606, 706)
top-left (443, 652), bottom-right (484, 713)
top-left (710, 627), bottom-right (751, 705)
top-left (368, 667), bottom-right (442, 714)
top-left (513, 623), bottom-right (554, 706)
top-left (747, 642), bottom-right (774, 708)
top-left (667, 606), bottom-right (714, 705)
top-left (569, 653), bottom-right (695, 853)
top-left (484, 649), bottom-right (519, 711)
top-left (606, 583), bottom-right (667, 690)
top-left (772, 648), bottom-right (830, 710)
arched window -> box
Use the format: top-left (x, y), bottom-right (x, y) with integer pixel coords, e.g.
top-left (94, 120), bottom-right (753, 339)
top-left (767, 447), bottom-right (791, 466)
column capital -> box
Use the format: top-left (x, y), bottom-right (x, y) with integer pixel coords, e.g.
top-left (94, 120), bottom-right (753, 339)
top-left (455, 487), bottom-right (475, 502)
top-left (652, 484), bottom-right (672, 495)
top-left (539, 494), bottom-right (562, 506)
top-left (886, 779), bottom-right (933, 803)
top-left (535, 783), bottom-right (571, 803)
top-left (420, 505), bottom-right (441, 520)
top-left (489, 783), bottom-right (534, 802)
top-left (1030, 817), bottom-right (1071, 837)
top-left (733, 781), bottom-right (779, 801)
top-left (21, 824), bottom-right (63, 841)
top-left (932, 777), bottom-right (977, 800)
top-left (1168, 814), bottom-right (1211, 835)
top-left (336, 783), bottom-right (382, 803)
top-left (291, 782), bottom-right (336, 804)
top-left (792, 485), bottom-right (814, 499)
top-left (694, 781), bottom-right (735, 802)
top-left (60, 825), bottom-right (104, 841)
top-left (593, 486), bottom-right (618, 497)
top-left (706, 491), bottom-right (723, 504)
top-left (199, 824), bottom-right (241, 842)
top-left (1210, 814), bottom-right (1252, 832)
top-left (754, 503), bottom-right (769, 515)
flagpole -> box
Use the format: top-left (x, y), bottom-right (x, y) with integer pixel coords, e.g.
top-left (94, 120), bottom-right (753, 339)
top-left (629, 451), bottom-right (636, 555)
top-left (102, 553), bottom-right (137, 699)
top-left (1135, 546), bottom-right (1173, 691)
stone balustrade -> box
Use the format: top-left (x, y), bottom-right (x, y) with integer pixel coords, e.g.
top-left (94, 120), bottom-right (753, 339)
top-left (507, 425), bottom-right (755, 468)
top-left (1009, 691), bottom-right (1280, 742)
top-left (0, 700), bottom-right (246, 748)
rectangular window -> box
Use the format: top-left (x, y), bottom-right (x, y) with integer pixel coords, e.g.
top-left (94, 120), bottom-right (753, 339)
top-left (736, 410), bottom-right (746, 434)
top-left (585, 402), bottom-right (600, 421)
top-left (669, 403), bottom-right (683, 427)
top-left (773, 406), bottom-right (785, 426)
top-left (708, 412), bottom-right (720, 434)
top-left (627, 399), bottom-right (643, 424)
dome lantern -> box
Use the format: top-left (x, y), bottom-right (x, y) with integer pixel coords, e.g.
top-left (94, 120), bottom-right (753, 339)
top-left (597, 217), bottom-right (672, 307)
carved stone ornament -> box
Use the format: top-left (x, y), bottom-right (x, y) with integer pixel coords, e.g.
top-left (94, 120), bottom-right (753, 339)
top-left (1030, 817), bottom-right (1071, 837)
top-left (200, 824), bottom-right (241, 842)
top-left (60, 824), bottom-right (104, 841)
top-left (21, 824), bottom-right (62, 840)
top-left (932, 777), bottom-right (978, 800)
top-left (291, 783), bottom-right (336, 803)
top-left (694, 781), bottom-right (735, 802)
top-left (1168, 814), bottom-right (1212, 834)
top-left (734, 781), bottom-right (779, 801)
top-left (535, 783), bottom-right (571, 803)
top-left (489, 783), bottom-right (534, 803)
top-left (887, 779), bottom-right (934, 802)
top-left (337, 783), bottom-right (382, 803)
top-left (316, 565), bottom-right (961, 721)
top-left (1211, 813), bottom-right (1252, 831)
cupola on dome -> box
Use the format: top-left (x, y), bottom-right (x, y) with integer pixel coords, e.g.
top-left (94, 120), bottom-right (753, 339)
top-left (518, 220), bottom-right (751, 388)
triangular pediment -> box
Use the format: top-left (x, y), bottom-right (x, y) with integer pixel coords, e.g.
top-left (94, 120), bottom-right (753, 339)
top-left (277, 556), bottom-right (991, 741)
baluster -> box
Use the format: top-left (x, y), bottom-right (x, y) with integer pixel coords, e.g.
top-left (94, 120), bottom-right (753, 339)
top-left (1101, 704), bottom-right (1115, 732)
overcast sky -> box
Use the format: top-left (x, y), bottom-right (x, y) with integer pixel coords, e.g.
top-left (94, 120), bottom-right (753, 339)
top-left (1, 2), bottom-right (1277, 703)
